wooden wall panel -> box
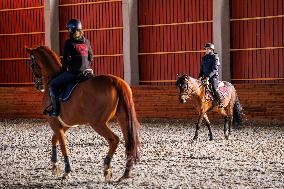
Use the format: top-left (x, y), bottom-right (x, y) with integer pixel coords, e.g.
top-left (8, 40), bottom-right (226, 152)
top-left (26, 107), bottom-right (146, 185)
top-left (0, 0), bottom-right (45, 84)
top-left (58, 0), bottom-right (124, 78)
top-left (138, 0), bottom-right (213, 85)
top-left (230, 0), bottom-right (284, 83)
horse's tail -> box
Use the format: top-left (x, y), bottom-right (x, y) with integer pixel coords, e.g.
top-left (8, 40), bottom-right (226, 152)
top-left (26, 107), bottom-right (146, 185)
top-left (232, 94), bottom-right (244, 128)
top-left (112, 77), bottom-right (140, 163)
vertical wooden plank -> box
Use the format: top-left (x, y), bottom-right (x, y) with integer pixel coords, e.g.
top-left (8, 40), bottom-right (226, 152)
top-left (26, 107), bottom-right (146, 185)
top-left (104, 3), bottom-right (110, 73)
top-left (161, 0), bottom-right (166, 84)
top-left (279, 0), bottom-right (283, 83)
top-left (188, 0), bottom-right (194, 76)
top-left (256, 0), bottom-right (261, 82)
top-left (111, 4), bottom-right (116, 76)
top-left (185, 1), bottom-right (191, 75)
top-left (247, 0), bottom-right (253, 81)
top-left (272, 0), bottom-right (278, 81)
top-left (152, 0), bottom-right (158, 84)
top-left (259, 0), bottom-right (265, 83)
top-left (156, 0), bottom-right (162, 84)
top-left (165, 1), bottom-right (171, 81)
top-left (251, 1), bottom-right (257, 80)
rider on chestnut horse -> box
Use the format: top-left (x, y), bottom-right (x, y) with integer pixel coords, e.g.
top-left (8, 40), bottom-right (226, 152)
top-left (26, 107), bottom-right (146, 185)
top-left (199, 43), bottom-right (224, 108)
top-left (44, 19), bottom-right (93, 116)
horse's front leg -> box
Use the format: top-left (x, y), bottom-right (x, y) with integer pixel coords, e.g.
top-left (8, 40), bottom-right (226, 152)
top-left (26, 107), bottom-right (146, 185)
top-left (51, 134), bottom-right (60, 176)
top-left (50, 123), bottom-right (72, 179)
top-left (203, 114), bottom-right (213, 141)
top-left (193, 114), bottom-right (203, 140)
top-left (51, 127), bottom-right (70, 176)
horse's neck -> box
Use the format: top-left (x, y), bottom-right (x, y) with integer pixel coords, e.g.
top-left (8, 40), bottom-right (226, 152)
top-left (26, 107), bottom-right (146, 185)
top-left (45, 60), bottom-right (61, 76)
top-left (40, 50), bottom-right (61, 83)
top-left (189, 77), bottom-right (201, 94)
top-left (189, 78), bottom-right (205, 102)
top-left (39, 48), bottom-right (62, 75)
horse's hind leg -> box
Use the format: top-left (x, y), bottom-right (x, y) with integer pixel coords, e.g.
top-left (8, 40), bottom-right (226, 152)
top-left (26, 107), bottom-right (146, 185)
top-left (203, 114), bottom-right (213, 141)
top-left (90, 122), bottom-right (119, 182)
top-left (220, 109), bottom-right (229, 140)
top-left (116, 115), bottom-right (136, 180)
top-left (227, 101), bottom-right (234, 135)
top-left (51, 127), bottom-right (70, 176)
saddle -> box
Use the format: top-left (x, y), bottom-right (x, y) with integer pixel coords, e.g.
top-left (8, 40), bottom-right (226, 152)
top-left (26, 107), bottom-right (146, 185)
top-left (204, 81), bottom-right (229, 101)
top-left (59, 69), bottom-right (94, 102)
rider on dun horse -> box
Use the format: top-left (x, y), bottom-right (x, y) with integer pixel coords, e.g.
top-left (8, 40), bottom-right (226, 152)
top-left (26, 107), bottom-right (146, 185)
top-left (176, 43), bottom-right (244, 141)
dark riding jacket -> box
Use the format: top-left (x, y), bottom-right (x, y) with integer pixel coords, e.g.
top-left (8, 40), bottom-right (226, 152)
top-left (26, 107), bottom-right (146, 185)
top-left (62, 37), bottom-right (93, 74)
top-left (199, 52), bottom-right (220, 79)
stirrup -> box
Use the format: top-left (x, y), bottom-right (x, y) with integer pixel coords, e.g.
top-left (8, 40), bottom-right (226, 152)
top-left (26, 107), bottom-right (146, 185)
top-left (43, 109), bottom-right (59, 117)
top-left (218, 102), bottom-right (224, 108)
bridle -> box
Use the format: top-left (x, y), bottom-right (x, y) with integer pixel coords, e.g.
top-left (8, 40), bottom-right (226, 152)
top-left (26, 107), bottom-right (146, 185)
top-left (178, 77), bottom-right (197, 97)
top-left (29, 54), bottom-right (44, 92)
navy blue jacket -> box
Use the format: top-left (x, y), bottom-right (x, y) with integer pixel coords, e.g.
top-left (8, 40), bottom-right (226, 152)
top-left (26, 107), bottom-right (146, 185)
top-left (62, 37), bottom-right (93, 74)
top-left (199, 53), bottom-right (220, 79)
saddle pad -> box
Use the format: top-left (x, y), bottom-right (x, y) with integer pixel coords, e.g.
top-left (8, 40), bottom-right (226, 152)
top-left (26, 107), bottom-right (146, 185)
top-left (218, 86), bottom-right (229, 99)
top-left (218, 81), bottom-right (225, 88)
top-left (59, 83), bottom-right (79, 102)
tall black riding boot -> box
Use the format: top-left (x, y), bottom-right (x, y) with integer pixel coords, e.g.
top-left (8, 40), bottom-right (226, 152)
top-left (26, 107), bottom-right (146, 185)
top-left (44, 90), bottom-right (59, 116)
top-left (215, 91), bottom-right (224, 108)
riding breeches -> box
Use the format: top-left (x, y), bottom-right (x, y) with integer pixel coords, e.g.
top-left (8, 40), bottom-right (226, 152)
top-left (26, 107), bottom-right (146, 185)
top-left (209, 77), bottom-right (222, 100)
top-left (49, 72), bottom-right (77, 96)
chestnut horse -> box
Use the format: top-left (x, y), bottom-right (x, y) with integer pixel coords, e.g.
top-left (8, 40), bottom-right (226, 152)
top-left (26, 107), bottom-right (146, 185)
top-left (26, 46), bottom-right (140, 181)
top-left (176, 74), bottom-right (243, 140)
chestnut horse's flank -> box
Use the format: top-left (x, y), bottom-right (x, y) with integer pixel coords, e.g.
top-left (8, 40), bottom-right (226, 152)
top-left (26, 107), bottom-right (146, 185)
top-left (176, 74), bottom-right (244, 140)
top-left (26, 46), bottom-right (140, 181)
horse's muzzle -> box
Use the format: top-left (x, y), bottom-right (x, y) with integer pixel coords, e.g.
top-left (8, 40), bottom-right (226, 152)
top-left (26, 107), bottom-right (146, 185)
top-left (180, 98), bottom-right (186, 103)
top-left (35, 83), bottom-right (45, 93)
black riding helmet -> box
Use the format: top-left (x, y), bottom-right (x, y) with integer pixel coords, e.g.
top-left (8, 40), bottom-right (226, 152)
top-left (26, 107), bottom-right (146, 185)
top-left (66, 19), bottom-right (82, 34)
top-left (204, 43), bottom-right (215, 50)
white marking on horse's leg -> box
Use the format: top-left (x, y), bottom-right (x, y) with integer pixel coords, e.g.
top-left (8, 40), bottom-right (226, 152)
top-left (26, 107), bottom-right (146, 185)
top-left (57, 116), bottom-right (79, 128)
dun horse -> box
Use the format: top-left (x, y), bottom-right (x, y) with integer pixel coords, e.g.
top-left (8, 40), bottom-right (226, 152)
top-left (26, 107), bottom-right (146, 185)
top-left (26, 46), bottom-right (140, 181)
top-left (176, 74), bottom-right (243, 140)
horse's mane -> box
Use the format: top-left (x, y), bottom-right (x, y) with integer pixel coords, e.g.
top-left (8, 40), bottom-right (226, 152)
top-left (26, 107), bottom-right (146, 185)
top-left (38, 46), bottom-right (62, 67)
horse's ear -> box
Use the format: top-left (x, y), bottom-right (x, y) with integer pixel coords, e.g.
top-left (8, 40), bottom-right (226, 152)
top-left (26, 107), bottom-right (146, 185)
top-left (25, 47), bottom-right (32, 53)
top-left (177, 74), bottom-right (180, 78)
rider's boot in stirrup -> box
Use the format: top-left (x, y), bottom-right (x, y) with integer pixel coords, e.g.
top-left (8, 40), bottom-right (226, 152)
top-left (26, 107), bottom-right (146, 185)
top-left (215, 91), bottom-right (224, 108)
top-left (44, 91), bottom-right (59, 116)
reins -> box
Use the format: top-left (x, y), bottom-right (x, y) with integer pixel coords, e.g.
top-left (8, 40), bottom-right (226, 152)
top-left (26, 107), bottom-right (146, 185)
top-left (183, 78), bottom-right (202, 96)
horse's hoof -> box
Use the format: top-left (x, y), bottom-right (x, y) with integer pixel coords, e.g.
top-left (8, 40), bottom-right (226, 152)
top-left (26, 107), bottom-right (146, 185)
top-left (62, 172), bottom-right (71, 179)
top-left (209, 137), bottom-right (213, 141)
top-left (193, 136), bottom-right (198, 140)
top-left (117, 175), bottom-right (130, 182)
top-left (225, 135), bottom-right (229, 140)
top-left (52, 163), bottom-right (61, 176)
top-left (104, 168), bottom-right (113, 182)
top-left (117, 169), bottom-right (132, 182)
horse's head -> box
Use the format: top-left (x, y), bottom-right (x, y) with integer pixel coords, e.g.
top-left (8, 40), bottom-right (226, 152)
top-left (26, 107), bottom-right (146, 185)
top-left (176, 74), bottom-right (198, 103)
top-left (26, 46), bottom-right (61, 92)
top-left (26, 47), bottom-right (45, 92)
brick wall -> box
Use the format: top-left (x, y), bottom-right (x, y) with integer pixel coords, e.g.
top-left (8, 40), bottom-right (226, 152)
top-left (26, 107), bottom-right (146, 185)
top-left (132, 84), bottom-right (284, 121)
top-left (0, 84), bottom-right (283, 121)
